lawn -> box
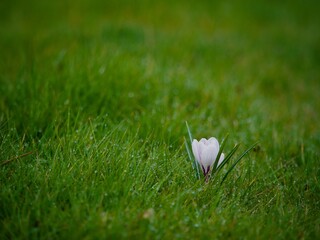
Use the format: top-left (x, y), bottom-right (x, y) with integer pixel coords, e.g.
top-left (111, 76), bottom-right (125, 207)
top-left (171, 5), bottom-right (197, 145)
top-left (1, 0), bottom-right (320, 239)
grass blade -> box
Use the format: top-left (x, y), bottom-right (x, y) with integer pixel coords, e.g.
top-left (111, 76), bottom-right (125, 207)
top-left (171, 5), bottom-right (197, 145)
top-left (1, 151), bottom-right (34, 166)
top-left (216, 143), bottom-right (240, 173)
top-left (185, 122), bottom-right (200, 179)
top-left (184, 137), bottom-right (193, 163)
top-left (185, 121), bottom-right (193, 144)
top-left (212, 134), bottom-right (229, 174)
top-left (220, 142), bottom-right (259, 186)
top-left (185, 138), bottom-right (200, 179)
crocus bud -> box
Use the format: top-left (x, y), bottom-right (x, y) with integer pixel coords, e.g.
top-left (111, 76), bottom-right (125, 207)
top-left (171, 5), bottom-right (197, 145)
top-left (192, 137), bottom-right (224, 177)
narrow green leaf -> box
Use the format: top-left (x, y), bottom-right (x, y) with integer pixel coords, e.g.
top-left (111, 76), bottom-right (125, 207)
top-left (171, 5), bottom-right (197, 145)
top-left (220, 142), bottom-right (259, 186)
top-left (212, 134), bottom-right (229, 174)
top-left (184, 137), bottom-right (193, 163)
top-left (185, 122), bottom-right (200, 179)
top-left (185, 121), bottom-right (193, 144)
top-left (216, 143), bottom-right (240, 173)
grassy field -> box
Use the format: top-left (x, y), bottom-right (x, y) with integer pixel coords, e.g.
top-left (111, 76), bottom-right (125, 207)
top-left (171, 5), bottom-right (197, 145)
top-left (1, 0), bottom-right (320, 239)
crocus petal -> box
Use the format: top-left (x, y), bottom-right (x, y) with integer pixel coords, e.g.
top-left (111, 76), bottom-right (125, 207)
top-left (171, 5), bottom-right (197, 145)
top-left (200, 138), bottom-right (209, 145)
top-left (208, 137), bottom-right (219, 149)
top-left (191, 139), bottom-right (201, 163)
top-left (198, 141), bottom-right (207, 163)
top-left (217, 153), bottom-right (225, 167)
top-left (201, 144), bottom-right (216, 170)
top-left (207, 137), bottom-right (220, 167)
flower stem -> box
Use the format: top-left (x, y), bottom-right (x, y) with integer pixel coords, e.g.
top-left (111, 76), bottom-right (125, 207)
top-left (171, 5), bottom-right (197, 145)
top-left (205, 174), bottom-right (209, 184)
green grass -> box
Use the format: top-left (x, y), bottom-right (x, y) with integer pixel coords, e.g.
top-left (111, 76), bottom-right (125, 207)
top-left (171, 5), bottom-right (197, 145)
top-left (1, 0), bottom-right (320, 239)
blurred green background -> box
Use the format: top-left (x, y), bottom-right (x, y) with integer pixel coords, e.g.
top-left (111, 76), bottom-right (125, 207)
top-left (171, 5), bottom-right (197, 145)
top-left (1, 0), bottom-right (319, 135)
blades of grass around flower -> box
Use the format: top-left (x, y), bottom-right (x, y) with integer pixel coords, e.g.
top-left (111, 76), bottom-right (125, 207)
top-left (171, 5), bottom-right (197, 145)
top-left (185, 121), bottom-right (193, 144)
top-left (185, 138), bottom-right (200, 180)
top-left (1, 151), bottom-right (34, 166)
top-left (220, 142), bottom-right (259, 186)
top-left (184, 137), bottom-right (193, 164)
top-left (185, 122), bottom-right (200, 180)
top-left (216, 143), bottom-right (240, 173)
top-left (212, 134), bottom-right (229, 174)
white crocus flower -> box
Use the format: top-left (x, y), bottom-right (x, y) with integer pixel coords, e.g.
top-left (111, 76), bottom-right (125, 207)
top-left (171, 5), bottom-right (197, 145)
top-left (192, 137), bottom-right (225, 177)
